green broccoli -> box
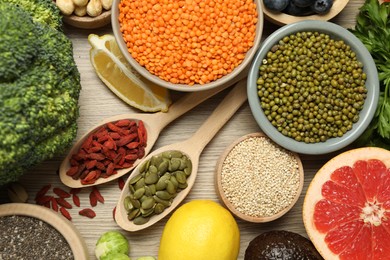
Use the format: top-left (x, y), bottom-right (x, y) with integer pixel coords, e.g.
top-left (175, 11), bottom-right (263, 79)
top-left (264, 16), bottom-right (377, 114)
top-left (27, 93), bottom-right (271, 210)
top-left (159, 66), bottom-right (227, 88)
top-left (1, 0), bottom-right (63, 30)
top-left (0, 1), bottom-right (81, 185)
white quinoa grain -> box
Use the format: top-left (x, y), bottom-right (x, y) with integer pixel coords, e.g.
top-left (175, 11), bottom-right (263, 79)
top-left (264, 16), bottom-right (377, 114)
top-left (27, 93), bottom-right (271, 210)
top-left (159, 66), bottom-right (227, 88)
top-left (221, 136), bottom-right (300, 217)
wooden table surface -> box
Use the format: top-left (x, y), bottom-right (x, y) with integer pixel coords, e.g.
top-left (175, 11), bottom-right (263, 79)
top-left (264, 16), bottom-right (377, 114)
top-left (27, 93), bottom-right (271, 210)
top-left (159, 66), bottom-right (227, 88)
top-left (0, 1), bottom-right (366, 259)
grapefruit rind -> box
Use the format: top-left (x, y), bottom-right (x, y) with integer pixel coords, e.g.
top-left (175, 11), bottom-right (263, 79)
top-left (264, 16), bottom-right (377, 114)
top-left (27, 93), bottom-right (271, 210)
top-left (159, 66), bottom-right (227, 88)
top-left (303, 147), bottom-right (390, 259)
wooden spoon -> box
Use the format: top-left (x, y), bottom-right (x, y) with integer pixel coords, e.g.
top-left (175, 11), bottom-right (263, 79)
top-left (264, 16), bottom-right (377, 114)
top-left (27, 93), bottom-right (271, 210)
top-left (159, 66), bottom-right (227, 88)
top-left (115, 79), bottom-right (248, 232)
top-left (59, 76), bottom-right (244, 188)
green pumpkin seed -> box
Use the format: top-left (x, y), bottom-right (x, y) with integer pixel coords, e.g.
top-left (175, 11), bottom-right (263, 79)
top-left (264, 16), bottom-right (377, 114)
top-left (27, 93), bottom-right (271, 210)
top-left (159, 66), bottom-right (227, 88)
top-left (124, 196), bottom-right (133, 211)
top-left (148, 165), bottom-right (158, 175)
top-left (162, 150), bottom-right (183, 159)
top-left (148, 184), bottom-right (156, 195)
top-left (144, 171), bottom-right (159, 185)
top-left (170, 175), bottom-right (179, 188)
top-left (133, 187), bottom-right (145, 199)
top-left (155, 174), bottom-right (170, 191)
top-left (169, 158), bottom-right (181, 172)
top-left (144, 185), bottom-right (152, 196)
top-left (178, 182), bottom-right (188, 189)
top-left (150, 155), bottom-right (163, 168)
top-left (128, 184), bottom-right (135, 194)
top-left (130, 198), bottom-right (141, 209)
top-left (138, 160), bottom-right (149, 174)
top-left (175, 171), bottom-right (187, 184)
top-left (139, 195), bottom-right (148, 203)
top-left (129, 174), bottom-right (142, 185)
top-left (153, 195), bottom-right (172, 207)
top-left (127, 208), bottom-right (140, 220)
top-left (184, 160), bottom-right (192, 176)
top-left (141, 197), bottom-right (155, 210)
top-left (134, 178), bottom-right (145, 190)
top-left (166, 180), bottom-right (176, 194)
top-left (154, 203), bottom-right (165, 214)
top-left (156, 190), bottom-right (172, 200)
top-left (158, 160), bottom-right (169, 175)
top-left (141, 207), bottom-right (155, 217)
top-left (178, 157), bottom-right (188, 170)
top-left (133, 216), bottom-right (150, 225)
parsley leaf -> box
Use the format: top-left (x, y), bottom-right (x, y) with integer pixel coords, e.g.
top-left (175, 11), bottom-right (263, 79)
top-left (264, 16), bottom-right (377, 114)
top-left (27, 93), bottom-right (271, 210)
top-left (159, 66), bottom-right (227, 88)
top-left (350, 0), bottom-right (390, 147)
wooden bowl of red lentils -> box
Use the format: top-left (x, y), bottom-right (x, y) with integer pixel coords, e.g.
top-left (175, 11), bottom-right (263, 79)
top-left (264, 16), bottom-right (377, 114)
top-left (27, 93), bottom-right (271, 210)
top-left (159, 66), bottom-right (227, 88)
top-left (0, 203), bottom-right (89, 260)
top-left (111, 0), bottom-right (264, 92)
top-left (215, 132), bottom-right (304, 223)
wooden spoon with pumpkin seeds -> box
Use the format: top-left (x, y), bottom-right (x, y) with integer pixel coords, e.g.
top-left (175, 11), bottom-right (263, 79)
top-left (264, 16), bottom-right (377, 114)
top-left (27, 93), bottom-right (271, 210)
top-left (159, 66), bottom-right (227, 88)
top-left (115, 79), bottom-right (248, 231)
top-left (59, 74), bottom-right (246, 188)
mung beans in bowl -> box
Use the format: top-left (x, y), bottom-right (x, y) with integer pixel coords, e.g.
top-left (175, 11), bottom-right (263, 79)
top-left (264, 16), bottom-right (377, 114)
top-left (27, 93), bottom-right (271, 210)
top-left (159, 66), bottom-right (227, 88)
top-left (111, 0), bottom-right (264, 92)
top-left (247, 20), bottom-right (379, 155)
top-left (215, 132), bottom-right (304, 223)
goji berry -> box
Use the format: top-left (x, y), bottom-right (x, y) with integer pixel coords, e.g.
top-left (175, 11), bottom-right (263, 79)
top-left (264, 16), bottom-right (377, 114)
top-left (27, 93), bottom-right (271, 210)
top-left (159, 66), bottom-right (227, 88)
top-left (35, 184), bottom-right (51, 200)
top-left (60, 207), bottom-right (72, 221)
top-left (72, 194), bottom-right (81, 207)
top-left (92, 187), bottom-right (104, 204)
top-left (35, 195), bottom-right (53, 205)
top-left (89, 192), bottom-right (97, 207)
top-left (118, 177), bottom-right (125, 190)
top-left (51, 197), bottom-right (59, 212)
top-left (83, 170), bottom-right (97, 182)
top-left (53, 187), bottom-right (71, 198)
top-left (79, 208), bottom-right (96, 219)
top-left (56, 198), bottom-right (72, 209)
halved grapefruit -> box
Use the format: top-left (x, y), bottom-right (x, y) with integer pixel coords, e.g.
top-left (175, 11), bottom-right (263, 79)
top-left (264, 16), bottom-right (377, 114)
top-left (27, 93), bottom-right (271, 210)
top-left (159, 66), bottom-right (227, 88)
top-left (303, 147), bottom-right (390, 259)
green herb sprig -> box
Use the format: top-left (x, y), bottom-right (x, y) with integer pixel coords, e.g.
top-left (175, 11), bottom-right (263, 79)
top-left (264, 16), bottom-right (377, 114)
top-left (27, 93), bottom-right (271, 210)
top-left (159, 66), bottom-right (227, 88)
top-left (350, 0), bottom-right (390, 148)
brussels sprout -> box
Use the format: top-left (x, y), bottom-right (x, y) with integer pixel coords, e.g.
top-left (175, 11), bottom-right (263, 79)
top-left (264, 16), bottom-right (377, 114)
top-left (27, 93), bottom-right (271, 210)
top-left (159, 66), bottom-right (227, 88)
top-left (95, 231), bottom-right (130, 260)
top-left (102, 252), bottom-right (131, 260)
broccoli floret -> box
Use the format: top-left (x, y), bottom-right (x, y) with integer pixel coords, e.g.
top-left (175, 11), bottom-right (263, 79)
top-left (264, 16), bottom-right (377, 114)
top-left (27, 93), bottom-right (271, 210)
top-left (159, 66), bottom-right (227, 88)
top-left (2, 0), bottom-right (63, 30)
top-left (0, 2), bottom-right (81, 185)
top-left (0, 4), bottom-right (39, 82)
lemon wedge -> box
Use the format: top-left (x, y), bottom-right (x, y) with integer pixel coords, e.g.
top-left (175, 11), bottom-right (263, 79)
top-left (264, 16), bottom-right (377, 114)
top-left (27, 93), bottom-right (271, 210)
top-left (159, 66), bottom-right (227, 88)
top-left (88, 34), bottom-right (171, 112)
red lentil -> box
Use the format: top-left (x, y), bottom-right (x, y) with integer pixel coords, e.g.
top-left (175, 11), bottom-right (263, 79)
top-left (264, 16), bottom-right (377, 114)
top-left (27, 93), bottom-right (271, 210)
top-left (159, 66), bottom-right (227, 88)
top-left (118, 0), bottom-right (258, 85)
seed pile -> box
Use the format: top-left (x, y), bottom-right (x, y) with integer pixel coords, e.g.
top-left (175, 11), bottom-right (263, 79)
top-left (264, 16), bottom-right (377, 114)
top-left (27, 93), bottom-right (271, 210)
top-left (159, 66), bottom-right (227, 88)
top-left (257, 31), bottom-right (367, 143)
top-left (124, 150), bottom-right (192, 225)
top-left (67, 119), bottom-right (147, 185)
top-left (118, 0), bottom-right (258, 85)
top-left (0, 215), bottom-right (73, 260)
top-left (221, 136), bottom-right (300, 217)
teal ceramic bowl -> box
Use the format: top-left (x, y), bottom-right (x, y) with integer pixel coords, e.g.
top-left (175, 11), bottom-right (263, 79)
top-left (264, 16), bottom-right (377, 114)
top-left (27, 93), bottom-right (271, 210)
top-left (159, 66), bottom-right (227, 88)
top-left (247, 21), bottom-right (379, 155)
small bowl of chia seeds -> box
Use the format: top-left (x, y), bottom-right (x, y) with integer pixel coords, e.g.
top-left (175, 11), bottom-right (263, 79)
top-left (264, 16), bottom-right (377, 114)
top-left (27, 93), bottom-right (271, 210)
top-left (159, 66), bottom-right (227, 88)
top-left (0, 203), bottom-right (89, 260)
top-left (247, 20), bottom-right (379, 155)
top-left (215, 132), bottom-right (304, 223)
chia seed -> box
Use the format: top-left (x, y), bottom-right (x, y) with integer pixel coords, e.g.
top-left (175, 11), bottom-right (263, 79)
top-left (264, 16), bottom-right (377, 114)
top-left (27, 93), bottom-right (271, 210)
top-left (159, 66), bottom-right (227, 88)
top-left (0, 215), bottom-right (73, 260)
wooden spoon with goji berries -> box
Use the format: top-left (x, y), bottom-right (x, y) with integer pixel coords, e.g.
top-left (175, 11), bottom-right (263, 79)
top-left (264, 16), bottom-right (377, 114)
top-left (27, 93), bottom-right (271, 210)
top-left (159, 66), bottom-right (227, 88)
top-left (115, 79), bottom-right (247, 232)
top-left (59, 76), bottom-right (245, 188)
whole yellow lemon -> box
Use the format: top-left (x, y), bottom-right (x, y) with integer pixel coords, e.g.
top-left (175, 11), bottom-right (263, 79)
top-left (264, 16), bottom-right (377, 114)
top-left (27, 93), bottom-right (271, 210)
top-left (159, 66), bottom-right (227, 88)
top-left (158, 200), bottom-right (240, 260)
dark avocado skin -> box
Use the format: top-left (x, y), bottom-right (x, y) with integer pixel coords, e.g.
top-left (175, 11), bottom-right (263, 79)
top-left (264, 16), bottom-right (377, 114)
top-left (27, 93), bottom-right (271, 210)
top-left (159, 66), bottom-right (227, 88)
top-left (244, 230), bottom-right (324, 260)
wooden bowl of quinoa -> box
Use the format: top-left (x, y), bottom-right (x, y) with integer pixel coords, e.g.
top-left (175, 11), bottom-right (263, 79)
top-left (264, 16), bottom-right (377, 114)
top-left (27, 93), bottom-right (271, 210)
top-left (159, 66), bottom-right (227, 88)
top-left (0, 203), bottom-right (88, 260)
top-left (111, 0), bottom-right (264, 92)
top-left (215, 132), bottom-right (304, 223)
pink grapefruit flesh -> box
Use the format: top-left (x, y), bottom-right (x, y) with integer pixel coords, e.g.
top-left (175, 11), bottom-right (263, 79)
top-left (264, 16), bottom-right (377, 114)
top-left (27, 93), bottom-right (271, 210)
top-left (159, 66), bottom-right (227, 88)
top-left (303, 147), bottom-right (390, 260)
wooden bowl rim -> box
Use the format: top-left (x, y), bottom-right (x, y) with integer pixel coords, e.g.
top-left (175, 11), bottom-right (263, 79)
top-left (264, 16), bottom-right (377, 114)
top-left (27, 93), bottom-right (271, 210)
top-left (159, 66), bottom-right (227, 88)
top-left (261, 0), bottom-right (350, 26)
top-left (0, 203), bottom-right (89, 260)
top-left (63, 9), bottom-right (111, 29)
top-left (215, 132), bottom-right (304, 223)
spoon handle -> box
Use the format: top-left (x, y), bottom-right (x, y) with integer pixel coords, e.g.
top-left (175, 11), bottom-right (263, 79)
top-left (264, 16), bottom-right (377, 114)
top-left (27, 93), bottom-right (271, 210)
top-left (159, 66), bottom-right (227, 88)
top-left (185, 79), bottom-right (248, 153)
top-left (154, 72), bottom-right (246, 129)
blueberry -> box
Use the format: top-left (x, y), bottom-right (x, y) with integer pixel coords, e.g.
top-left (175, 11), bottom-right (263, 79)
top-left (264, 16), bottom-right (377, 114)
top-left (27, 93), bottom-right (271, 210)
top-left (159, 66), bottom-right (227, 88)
top-left (292, 0), bottom-right (315, 7)
top-left (283, 1), bottom-right (314, 16)
top-left (311, 0), bottom-right (333, 14)
top-left (264, 0), bottom-right (290, 12)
